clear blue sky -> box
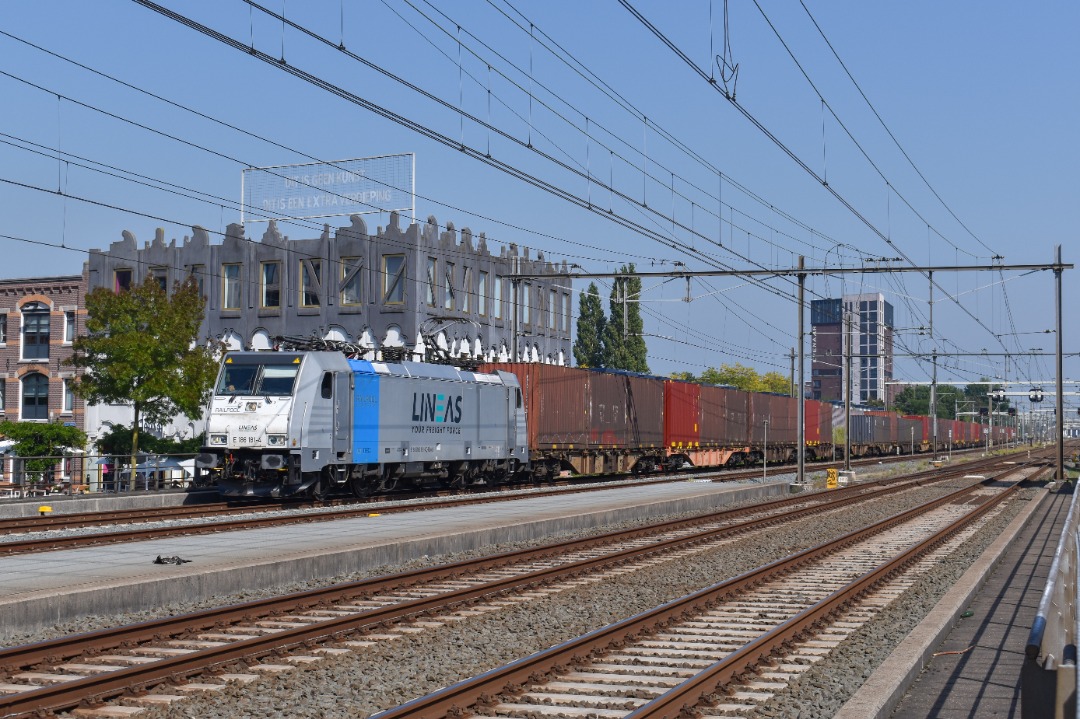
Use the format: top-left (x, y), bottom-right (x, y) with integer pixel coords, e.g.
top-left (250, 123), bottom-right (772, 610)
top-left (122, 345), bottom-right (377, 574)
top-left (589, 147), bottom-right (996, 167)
top-left (1, 1), bottom-right (1076, 396)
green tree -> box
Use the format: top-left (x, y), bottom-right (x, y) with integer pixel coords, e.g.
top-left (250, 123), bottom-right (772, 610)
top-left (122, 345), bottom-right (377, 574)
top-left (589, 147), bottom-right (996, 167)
top-left (761, 371), bottom-right (791, 395)
top-left (602, 265), bottom-right (649, 373)
top-left (67, 276), bottom-right (218, 491)
top-left (705, 363), bottom-right (763, 392)
top-left (669, 371), bottom-right (697, 382)
top-left (892, 384), bottom-right (967, 420)
top-left (95, 424), bottom-right (204, 458)
top-left (573, 283), bottom-right (606, 368)
top-left (0, 421), bottom-right (87, 489)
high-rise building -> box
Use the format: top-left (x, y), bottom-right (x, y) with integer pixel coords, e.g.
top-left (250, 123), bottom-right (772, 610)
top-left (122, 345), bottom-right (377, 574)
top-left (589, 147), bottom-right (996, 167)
top-left (810, 293), bottom-right (894, 404)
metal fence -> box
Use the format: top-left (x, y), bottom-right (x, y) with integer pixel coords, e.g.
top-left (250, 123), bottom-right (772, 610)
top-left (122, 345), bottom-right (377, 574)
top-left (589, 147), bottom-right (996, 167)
top-left (0, 453), bottom-right (200, 497)
top-left (1023, 483), bottom-right (1078, 719)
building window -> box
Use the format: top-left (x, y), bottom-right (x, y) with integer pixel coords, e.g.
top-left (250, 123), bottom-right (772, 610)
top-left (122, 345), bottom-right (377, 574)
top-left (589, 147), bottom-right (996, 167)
top-left (478, 271), bottom-right (488, 316)
top-left (114, 268), bottom-right (133, 293)
top-left (522, 284), bottom-right (531, 325)
top-left (21, 373), bottom-right (48, 421)
top-left (63, 379), bottom-right (74, 413)
top-left (382, 254), bottom-right (405, 304)
top-left (189, 265), bottom-right (206, 298)
top-left (0, 314), bottom-right (8, 344)
top-left (549, 290), bottom-right (556, 329)
top-left (223, 263), bottom-right (242, 310)
top-left (260, 262), bottom-right (281, 309)
top-left (340, 257), bottom-right (363, 306)
top-left (425, 257), bottom-right (437, 307)
top-left (300, 259), bottom-right (322, 308)
top-left (150, 266), bottom-right (168, 292)
top-left (64, 311), bottom-right (76, 343)
top-left (494, 276), bottom-right (503, 319)
top-left (21, 302), bottom-right (50, 361)
top-left (462, 267), bottom-right (472, 313)
top-left (444, 263), bottom-right (456, 310)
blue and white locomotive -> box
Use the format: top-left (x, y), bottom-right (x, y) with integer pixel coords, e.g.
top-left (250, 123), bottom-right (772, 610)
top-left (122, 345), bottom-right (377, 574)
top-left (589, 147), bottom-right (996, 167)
top-left (196, 351), bottom-right (528, 498)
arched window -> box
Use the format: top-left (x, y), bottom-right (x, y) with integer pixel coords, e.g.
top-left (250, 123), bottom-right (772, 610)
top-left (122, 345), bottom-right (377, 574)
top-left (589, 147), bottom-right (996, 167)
top-left (21, 373), bottom-right (49, 421)
top-left (21, 302), bottom-right (50, 361)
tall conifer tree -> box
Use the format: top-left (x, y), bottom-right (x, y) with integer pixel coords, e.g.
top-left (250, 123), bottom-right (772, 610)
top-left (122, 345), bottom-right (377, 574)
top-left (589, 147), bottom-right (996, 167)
top-left (573, 283), bottom-right (606, 368)
top-left (602, 265), bottom-right (649, 373)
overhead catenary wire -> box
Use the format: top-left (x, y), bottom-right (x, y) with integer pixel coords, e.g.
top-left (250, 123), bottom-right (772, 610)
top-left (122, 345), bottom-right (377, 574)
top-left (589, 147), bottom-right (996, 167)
top-left (0, 30), bottom-right (807, 363)
top-left (615, 0), bottom-right (1012, 357)
top-left (796, 0), bottom-right (995, 256)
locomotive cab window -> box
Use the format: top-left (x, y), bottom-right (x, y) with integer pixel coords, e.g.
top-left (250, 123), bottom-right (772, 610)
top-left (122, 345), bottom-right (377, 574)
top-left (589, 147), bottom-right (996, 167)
top-left (217, 359), bottom-right (300, 396)
top-left (321, 372), bottom-right (333, 399)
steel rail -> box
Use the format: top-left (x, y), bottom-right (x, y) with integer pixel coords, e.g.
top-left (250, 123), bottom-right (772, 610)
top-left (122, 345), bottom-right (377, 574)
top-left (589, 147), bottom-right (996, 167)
top-left (0, 463), bottom-right (950, 671)
top-left (627, 474), bottom-right (1038, 717)
top-left (0, 473), bottom-right (701, 556)
top-left (371, 463), bottom-right (1036, 718)
top-left (0, 446), bottom-right (994, 546)
top-left (0, 459), bottom-right (1020, 717)
top-left (0, 452), bottom-right (1015, 671)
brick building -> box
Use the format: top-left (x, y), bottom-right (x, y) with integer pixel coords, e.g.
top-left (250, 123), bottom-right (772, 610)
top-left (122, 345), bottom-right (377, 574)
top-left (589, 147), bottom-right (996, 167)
top-left (0, 272), bottom-right (88, 488)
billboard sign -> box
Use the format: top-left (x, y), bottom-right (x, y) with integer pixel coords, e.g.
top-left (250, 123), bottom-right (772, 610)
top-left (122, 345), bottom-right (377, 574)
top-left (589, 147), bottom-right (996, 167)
top-left (242, 153), bottom-right (414, 224)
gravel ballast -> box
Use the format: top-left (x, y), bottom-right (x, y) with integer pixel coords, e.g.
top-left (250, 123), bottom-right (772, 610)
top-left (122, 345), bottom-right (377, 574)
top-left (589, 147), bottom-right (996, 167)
top-left (89, 473), bottom-right (1034, 719)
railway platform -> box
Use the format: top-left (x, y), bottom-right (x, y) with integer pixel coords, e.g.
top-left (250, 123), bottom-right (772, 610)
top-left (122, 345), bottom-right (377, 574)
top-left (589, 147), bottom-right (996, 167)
top-left (837, 480), bottom-right (1072, 719)
top-left (0, 477), bottom-right (787, 635)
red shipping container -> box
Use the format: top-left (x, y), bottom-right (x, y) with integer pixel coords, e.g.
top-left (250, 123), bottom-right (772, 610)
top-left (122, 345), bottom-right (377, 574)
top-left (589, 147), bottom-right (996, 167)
top-left (663, 379), bottom-right (701, 449)
top-left (803, 399), bottom-right (832, 444)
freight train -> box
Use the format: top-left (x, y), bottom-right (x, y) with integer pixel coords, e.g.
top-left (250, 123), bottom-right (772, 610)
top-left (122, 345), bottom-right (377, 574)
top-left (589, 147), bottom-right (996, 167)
top-left (196, 352), bottom-right (1015, 498)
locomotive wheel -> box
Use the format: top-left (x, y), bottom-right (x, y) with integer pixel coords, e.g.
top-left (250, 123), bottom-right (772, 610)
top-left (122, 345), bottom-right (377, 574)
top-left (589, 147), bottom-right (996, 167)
top-left (311, 467), bottom-right (335, 501)
top-left (350, 475), bottom-right (373, 499)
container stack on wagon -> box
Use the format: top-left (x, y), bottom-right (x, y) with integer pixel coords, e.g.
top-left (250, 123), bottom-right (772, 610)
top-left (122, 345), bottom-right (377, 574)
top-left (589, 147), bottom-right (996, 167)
top-left (481, 363), bottom-right (665, 478)
top-left (481, 363), bottom-right (1014, 477)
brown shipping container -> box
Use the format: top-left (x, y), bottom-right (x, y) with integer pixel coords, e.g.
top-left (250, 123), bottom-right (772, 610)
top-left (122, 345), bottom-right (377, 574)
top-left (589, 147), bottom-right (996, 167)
top-left (749, 393), bottom-right (799, 444)
top-left (589, 370), bottom-right (665, 448)
top-left (700, 385), bottom-right (750, 446)
top-left (481, 363), bottom-right (586, 449)
top-left (663, 379), bottom-right (701, 448)
top-left (479, 364), bottom-right (664, 450)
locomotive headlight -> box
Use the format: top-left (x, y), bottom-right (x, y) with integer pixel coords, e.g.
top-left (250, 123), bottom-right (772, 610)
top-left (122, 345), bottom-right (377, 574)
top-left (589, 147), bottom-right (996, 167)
top-left (267, 434), bottom-right (287, 447)
top-left (210, 434), bottom-right (227, 446)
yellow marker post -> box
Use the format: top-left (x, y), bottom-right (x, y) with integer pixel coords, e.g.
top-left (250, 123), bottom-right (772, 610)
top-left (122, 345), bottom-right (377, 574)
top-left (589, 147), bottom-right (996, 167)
top-left (39, 505), bottom-right (53, 517)
top-left (826, 468), bottom-right (838, 490)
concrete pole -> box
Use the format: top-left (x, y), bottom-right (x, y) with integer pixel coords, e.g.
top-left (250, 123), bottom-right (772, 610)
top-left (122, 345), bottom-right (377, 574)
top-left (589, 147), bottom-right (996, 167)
top-left (1056, 245), bottom-right (1064, 479)
top-left (844, 308), bottom-right (852, 472)
top-left (797, 256), bottom-right (806, 484)
top-left (929, 271), bottom-right (938, 456)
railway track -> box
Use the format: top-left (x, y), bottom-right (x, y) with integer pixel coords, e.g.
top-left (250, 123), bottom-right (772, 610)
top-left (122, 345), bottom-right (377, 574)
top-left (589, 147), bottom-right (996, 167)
top-left (0, 450), bottom-right (993, 557)
top-left (376, 460), bottom-right (1045, 719)
top-left (0, 453), bottom-right (1034, 717)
